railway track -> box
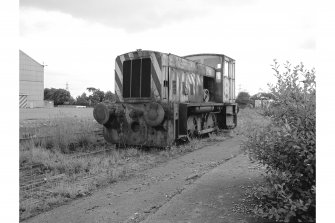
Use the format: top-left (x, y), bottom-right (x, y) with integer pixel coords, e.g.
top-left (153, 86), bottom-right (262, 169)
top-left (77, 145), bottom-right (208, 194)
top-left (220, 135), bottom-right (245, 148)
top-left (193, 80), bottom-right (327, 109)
top-left (19, 146), bottom-right (116, 212)
top-left (19, 129), bottom-right (103, 143)
top-left (19, 128), bottom-right (112, 208)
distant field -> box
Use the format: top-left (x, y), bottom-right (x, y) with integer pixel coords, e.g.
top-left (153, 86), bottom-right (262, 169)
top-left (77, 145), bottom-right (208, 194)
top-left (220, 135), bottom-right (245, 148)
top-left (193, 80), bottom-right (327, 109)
top-left (20, 107), bottom-right (94, 121)
top-left (19, 107), bottom-right (97, 138)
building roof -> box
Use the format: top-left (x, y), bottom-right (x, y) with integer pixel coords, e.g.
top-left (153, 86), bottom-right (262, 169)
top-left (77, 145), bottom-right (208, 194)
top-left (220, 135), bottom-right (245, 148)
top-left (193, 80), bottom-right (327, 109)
top-left (19, 50), bottom-right (44, 67)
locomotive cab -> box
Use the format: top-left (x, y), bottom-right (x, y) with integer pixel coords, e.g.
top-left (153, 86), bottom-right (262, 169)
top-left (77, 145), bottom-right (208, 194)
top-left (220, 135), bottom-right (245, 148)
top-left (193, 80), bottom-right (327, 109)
top-left (183, 53), bottom-right (237, 129)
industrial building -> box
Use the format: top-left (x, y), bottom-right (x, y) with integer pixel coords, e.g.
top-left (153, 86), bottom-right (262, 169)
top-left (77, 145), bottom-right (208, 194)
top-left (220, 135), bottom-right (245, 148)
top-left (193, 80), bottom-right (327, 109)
top-left (19, 50), bottom-right (44, 108)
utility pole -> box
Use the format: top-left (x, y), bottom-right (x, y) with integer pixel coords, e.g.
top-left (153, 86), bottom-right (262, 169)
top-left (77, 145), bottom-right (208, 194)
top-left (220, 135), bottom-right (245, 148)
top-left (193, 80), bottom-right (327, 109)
top-left (66, 82), bottom-right (69, 91)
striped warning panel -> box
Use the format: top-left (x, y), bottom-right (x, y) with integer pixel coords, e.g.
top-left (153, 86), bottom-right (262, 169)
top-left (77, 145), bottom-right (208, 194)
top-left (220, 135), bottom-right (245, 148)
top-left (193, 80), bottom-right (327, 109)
top-left (115, 55), bottom-right (123, 102)
top-left (115, 51), bottom-right (162, 101)
top-left (150, 52), bottom-right (162, 99)
top-left (187, 73), bottom-right (196, 95)
top-left (19, 95), bottom-right (27, 108)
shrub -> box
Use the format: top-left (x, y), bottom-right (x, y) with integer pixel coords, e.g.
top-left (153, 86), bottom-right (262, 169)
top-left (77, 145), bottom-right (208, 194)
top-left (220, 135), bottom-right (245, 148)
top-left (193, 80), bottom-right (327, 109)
top-left (244, 60), bottom-right (315, 222)
top-left (236, 91), bottom-right (251, 108)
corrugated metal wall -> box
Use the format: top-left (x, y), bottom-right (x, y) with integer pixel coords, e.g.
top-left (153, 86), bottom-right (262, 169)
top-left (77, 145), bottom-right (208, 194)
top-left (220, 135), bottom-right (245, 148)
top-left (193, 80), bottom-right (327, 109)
top-left (19, 50), bottom-right (44, 108)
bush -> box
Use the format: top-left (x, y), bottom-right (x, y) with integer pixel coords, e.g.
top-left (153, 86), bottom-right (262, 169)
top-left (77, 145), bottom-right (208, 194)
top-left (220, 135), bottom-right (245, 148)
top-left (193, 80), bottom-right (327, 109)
top-left (244, 60), bottom-right (315, 222)
top-left (236, 91), bottom-right (251, 107)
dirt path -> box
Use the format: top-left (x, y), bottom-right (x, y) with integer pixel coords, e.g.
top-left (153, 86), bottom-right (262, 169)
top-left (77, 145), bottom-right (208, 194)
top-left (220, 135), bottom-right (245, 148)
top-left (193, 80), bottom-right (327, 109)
top-left (25, 136), bottom-right (265, 223)
top-left (143, 153), bottom-right (265, 223)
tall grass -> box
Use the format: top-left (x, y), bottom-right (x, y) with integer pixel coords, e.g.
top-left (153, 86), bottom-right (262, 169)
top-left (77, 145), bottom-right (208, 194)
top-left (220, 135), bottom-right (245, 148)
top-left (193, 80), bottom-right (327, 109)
top-left (20, 126), bottom-right (231, 221)
top-left (233, 107), bottom-right (271, 138)
top-left (20, 117), bottom-right (100, 161)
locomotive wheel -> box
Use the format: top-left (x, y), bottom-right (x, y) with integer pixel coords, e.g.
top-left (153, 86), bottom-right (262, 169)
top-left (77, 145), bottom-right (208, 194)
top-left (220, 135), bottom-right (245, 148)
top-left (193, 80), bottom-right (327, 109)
top-left (206, 113), bottom-right (217, 129)
top-left (186, 130), bottom-right (193, 142)
top-left (186, 116), bottom-right (197, 140)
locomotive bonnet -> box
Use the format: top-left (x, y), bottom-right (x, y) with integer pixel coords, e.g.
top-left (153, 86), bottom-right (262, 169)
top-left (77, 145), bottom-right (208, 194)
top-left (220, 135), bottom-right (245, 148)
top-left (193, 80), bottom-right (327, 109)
top-left (93, 50), bottom-right (237, 147)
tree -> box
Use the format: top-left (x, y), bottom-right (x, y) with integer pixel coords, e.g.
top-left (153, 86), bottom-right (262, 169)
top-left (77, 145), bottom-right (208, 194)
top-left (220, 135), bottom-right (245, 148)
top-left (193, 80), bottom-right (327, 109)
top-left (76, 88), bottom-right (115, 106)
top-left (104, 91), bottom-right (116, 102)
top-left (68, 96), bottom-right (76, 105)
top-left (76, 93), bottom-right (89, 106)
top-left (44, 88), bottom-right (72, 105)
top-left (44, 88), bottom-right (57, 101)
top-left (89, 89), bottom-right (104, 106)
top-left (235, 91), bottom-right (250, 107)
top-left (85, 87), bottom-right (106, 106)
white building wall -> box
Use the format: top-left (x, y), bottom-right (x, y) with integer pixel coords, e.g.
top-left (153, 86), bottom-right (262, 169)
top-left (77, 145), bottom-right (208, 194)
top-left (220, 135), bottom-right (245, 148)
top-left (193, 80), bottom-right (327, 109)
top-left (19, 50), bottom-right (44, 108)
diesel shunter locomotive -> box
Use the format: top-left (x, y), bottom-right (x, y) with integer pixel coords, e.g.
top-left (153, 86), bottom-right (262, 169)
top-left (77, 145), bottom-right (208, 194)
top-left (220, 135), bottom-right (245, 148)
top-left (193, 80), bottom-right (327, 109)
top-left (93, 50), bottom-right (237, 147)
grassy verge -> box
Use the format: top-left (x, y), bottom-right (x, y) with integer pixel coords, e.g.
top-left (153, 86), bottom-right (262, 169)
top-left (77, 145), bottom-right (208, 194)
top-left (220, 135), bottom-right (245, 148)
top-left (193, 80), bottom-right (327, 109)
top-left (233, 107), bottom-right (271, 137)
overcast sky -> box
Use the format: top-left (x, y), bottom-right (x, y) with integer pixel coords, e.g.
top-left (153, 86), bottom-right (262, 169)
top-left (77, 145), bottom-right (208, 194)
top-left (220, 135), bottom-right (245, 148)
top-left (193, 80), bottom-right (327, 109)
top-left (19, 0), bottom-right (316, 98)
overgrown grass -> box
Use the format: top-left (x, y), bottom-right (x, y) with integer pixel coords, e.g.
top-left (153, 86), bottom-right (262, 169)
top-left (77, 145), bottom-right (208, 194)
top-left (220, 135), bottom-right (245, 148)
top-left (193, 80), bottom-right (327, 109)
top-left (20, 109), bottom-right (261, 221)
top-left (20, 128), bottom-right (228, 221)
top-left (20, 117), bottom-right (100, 162)
top-left (233, 107), bottom-right (271, 138)
top-left (20, 115), bottom-right (103, 220)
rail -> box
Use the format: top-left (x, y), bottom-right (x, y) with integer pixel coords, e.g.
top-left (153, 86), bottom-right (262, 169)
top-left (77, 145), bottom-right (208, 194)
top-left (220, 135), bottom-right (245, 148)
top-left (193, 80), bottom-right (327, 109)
top-left (19, 129), bottom-right (103, 143)
top-left (19, 128), bottom-right (112, 207)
